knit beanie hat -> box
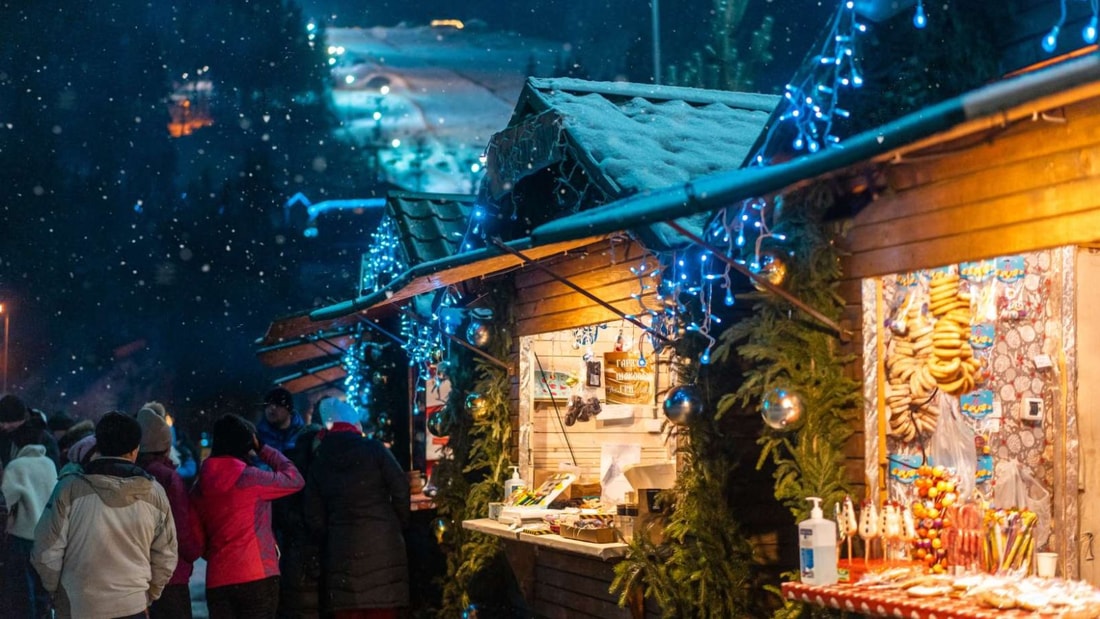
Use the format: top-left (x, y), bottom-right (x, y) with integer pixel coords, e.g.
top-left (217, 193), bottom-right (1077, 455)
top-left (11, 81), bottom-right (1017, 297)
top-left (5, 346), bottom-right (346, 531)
top-left (137, 407), bottom-right (173, 454)
top-left (211, 413), bottom-right (256, 459)
top-left (142, 401), bottom-right (168, 418)
top-left (68, 435), bottom-right (98, 465)
top-left (0, 394), bottom-right (28, 423)
top-left (96, 411), bottom-right (143, 457)
top-left (319, 398), bottom-right (360, 428)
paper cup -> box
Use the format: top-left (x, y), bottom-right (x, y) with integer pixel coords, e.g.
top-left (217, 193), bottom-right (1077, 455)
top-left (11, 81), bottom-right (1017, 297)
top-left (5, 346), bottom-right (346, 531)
top-left (1036, 552), bottom-right (1058, 578)
top-left (488, 502), bottom-right (504, 521)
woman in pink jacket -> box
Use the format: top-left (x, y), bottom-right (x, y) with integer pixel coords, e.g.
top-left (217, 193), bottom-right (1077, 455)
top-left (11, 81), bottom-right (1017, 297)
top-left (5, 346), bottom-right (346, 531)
top-left (191, 413), bottom-right (304, 619)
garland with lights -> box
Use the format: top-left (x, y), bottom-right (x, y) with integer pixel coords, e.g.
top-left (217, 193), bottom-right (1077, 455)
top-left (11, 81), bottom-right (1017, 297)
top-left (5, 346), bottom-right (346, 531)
top-left (611, 345), bottom-right (767, 618)
top-left (713, 184), bottom-right (860, 618)
top-left (430, 282), bottom-right (516, 617)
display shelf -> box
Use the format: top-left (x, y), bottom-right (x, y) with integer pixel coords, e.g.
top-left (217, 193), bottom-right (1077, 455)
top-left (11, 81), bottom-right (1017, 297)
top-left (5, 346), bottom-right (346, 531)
top-left (462, 518), bottom-right (629, 561)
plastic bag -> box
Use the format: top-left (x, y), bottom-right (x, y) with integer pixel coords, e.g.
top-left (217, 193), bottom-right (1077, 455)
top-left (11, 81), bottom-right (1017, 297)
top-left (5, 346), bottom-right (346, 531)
top-left (929, 394), bottom-right (977, 499)
top-left (992, 459), bottom-right (1052, 548)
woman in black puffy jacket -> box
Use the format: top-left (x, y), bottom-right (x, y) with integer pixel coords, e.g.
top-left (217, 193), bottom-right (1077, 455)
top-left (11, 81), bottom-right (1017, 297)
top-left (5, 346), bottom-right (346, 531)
top-left (304, 398), bottom-right (410, 619)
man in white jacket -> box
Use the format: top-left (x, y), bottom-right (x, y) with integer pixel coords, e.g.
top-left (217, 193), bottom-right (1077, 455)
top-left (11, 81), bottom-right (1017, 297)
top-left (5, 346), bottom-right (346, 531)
top-left (32, 411), bottom-right (178, 619)
top-left (2, 441), bottom-right (58, 617)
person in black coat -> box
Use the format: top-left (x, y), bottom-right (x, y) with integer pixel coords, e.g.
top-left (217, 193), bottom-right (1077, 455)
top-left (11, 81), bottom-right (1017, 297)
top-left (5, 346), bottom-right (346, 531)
top-left (0, 395), bottom-right (60, 468)
top-left (304, 398), bottom-right (409, 619)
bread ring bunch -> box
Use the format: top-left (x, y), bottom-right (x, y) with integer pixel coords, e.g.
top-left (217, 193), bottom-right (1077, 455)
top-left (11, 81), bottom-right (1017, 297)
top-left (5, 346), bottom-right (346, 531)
top-left (884, 300), bottom-right (940, 442)
top-left (926, 272), bottom-right (981, 396)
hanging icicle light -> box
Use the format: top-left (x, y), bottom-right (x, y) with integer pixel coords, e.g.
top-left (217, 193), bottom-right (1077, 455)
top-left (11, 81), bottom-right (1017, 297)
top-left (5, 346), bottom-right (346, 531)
top-left (1043, 0), bottom-right (1067, 53)
top-left (912, 0), bottom-right (927, 29)
top-left (1084, 0), bottom-right (1099, 44)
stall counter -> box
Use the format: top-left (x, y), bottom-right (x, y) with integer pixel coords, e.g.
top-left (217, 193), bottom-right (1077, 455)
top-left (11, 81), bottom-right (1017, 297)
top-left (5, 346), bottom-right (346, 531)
top-left (782, 581), bottom-right (1073, 618)
top-left (462, 518), bottom-right (629, 560)
top-left (463, 519), bottom-right (656, 619)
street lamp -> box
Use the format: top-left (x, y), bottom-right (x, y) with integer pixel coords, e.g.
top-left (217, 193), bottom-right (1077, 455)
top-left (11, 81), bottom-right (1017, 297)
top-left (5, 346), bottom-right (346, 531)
top-left (0, 302), bottom-right (8, 394)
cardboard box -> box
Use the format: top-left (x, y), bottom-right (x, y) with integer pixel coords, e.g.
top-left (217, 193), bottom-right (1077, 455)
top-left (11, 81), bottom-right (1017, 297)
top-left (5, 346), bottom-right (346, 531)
top-left (565, 482), bottom-right (602, 501)
top-left (559, 524), bottom-right (617, 544)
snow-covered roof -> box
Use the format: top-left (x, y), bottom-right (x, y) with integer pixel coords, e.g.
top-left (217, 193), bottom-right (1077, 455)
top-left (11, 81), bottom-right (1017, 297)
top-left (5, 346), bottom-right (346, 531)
top-left (484, 77), bottom-right (779, 248)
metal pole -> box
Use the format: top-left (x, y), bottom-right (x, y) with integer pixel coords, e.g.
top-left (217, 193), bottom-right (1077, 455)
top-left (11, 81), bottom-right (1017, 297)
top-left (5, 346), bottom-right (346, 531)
top-left (652, 0), bottom-right (661, 84)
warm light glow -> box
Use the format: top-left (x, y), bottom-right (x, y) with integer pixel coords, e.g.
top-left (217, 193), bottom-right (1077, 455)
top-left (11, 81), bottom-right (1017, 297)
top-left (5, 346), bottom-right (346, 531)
top-left (430, 19), bottom-right (464, 29)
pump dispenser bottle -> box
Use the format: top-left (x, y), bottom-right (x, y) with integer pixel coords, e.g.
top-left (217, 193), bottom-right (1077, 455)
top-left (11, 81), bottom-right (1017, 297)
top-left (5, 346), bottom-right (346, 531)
top-left (798, 497), bottom-right (838, 585)
top-left (504, 466), bottom-right (526, 501)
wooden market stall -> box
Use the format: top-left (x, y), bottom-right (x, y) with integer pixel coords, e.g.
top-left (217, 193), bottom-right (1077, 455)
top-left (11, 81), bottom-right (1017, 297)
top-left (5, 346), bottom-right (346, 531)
top-left (310, 77), bottom-right (781, 617)
top-left (508, 43), bottom-right (1100, 613)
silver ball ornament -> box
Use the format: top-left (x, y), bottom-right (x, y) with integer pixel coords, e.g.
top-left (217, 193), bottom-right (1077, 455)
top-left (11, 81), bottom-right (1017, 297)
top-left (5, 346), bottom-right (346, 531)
top-left (428, 411), bottom-right (449, 437)
top-left (466, 320), bottom-right (492, 348)
top-left (761, 387), bottom-right (804, 430)
top-left (663, 385), bottom-right (703, 425)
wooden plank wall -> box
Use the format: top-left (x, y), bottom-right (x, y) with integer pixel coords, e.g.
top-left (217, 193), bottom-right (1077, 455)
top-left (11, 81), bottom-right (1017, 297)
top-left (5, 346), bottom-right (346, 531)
top-left (513, 238), bottom-right (660, 337)
top-left (834, 92), bottom-right (1100, 494)
top-left (524, 327), bottom-right (674, 493)
top-left (529, 548), bottom-right (661, 619)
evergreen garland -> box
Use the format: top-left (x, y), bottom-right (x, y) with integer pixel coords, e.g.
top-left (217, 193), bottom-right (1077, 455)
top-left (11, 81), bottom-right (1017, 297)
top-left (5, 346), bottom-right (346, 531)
top-left (712, 185), bottom-right (860, 618)
top-left (611, 344), bottom-right (761, 618)
top-left (434, 282), bottom-right (515, 616)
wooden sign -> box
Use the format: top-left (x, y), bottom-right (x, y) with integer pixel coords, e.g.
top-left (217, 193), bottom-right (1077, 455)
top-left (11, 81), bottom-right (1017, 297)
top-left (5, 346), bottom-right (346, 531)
top-left (603, 351), bottom-right (653, 405)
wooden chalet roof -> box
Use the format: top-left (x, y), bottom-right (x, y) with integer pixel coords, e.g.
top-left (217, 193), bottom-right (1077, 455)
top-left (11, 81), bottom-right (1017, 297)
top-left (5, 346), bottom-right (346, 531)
top-left (386, 191), bottom-right (476, 266)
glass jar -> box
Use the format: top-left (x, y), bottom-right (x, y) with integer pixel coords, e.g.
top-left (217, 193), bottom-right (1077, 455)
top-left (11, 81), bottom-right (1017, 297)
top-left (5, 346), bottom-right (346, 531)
top-left (616, 504), bottom-right (638, 542)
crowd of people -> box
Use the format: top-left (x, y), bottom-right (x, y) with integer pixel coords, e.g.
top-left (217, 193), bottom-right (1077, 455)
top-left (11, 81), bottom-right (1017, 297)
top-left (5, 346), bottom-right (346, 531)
top-left (0, 388), bottom-right (411, 619)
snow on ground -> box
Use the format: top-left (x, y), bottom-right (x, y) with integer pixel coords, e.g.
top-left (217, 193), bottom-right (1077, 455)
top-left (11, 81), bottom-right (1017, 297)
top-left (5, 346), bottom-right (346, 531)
top-left (326, 24), bottom-right (566, 194)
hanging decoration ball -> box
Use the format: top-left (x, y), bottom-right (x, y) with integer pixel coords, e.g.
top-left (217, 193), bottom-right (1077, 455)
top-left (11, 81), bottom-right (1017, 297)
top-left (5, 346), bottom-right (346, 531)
top-left (430, 347), bottom-right (446, 364)
top-left (751, 250), bottom-right (789, 291)
top-left (430, 517), bottom-right (454, 545)
top-left (465, 393), bottom-right (489, 421)
top-left (376, 412), bottom-right (392, 429)
top-left (663, 385), bottom-right (704, 425)
top-left (427, 411), bottom-right (450, 437)
top-left (761, 387), bottom-right (805, 430)
top-left (465, 320), bottom-right (492, 348)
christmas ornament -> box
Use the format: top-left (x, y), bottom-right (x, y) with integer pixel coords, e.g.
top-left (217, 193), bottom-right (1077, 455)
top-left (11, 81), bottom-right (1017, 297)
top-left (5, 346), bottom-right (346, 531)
top-left (751, 250), bottom-right (789, 291)
top-left (466, 320), bottom-right (491, 348)
top-left (428, 411), bottom-right (449, 437)
top-left (431, 517), bottom-right (453, 545)
top-left (761, 387), bottom-right (804, 429)
top-left (465, 393), bottom-right (489, 421)
top-left (372, 371), bottom-right (387, 385)
top-left (663, 385), bottom-right (703, 425)
top-left (376, 412), bottom-right (392, 429)
top-left (462, 604), bottom-right (480, 619)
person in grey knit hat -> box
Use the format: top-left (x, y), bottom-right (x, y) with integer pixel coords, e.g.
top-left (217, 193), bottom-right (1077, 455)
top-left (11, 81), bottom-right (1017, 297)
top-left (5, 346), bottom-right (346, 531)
top-left (136, 404), bottom-right (201, 619)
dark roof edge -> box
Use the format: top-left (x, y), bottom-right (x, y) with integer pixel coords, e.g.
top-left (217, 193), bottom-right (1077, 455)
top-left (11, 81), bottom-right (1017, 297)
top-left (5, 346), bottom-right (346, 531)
top-left (309, 235), bottom-right (543, 321)
top-left (530, 52), bottom-right (1100, 245)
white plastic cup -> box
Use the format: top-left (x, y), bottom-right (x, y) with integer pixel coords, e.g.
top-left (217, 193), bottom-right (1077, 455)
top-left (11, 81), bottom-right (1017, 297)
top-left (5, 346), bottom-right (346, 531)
top-left (1037, 552), bottom-right (1058, 578)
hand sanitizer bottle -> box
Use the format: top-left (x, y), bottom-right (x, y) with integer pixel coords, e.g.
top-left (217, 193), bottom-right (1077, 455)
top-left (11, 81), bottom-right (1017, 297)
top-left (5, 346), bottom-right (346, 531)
top-left (799, 497), bottom-right (838, 585)
top-left (504, 466), bottom-right (526, 501)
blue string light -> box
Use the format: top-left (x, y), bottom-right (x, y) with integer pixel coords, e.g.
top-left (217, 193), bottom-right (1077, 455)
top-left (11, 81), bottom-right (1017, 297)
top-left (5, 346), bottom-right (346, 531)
top-left (1043, 0), bottom-right (1067, 53)
top-left (1084, 0), bottom-right (1099, 44)
top-left (912, 0), bottom-right (928, 29)
top-left (360, 215), bottom-right (408, 294)
top-left (342, 337), bottom-right (373, 420)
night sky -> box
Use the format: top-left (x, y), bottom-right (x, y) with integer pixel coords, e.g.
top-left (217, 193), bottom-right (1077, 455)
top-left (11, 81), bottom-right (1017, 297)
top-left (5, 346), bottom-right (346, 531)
top-left (0, 0), bottom-right (843, 432)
